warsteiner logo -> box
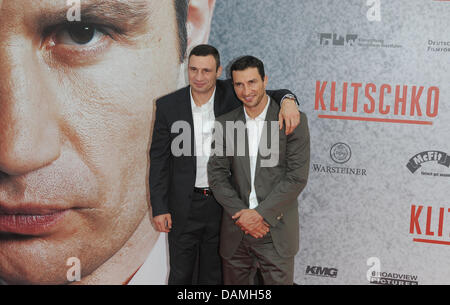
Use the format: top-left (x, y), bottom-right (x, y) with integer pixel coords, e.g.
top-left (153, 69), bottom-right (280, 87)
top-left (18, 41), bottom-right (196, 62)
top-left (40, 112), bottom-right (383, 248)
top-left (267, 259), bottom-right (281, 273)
top-left (406, 151), bottom-right (450, 178)
top-left (330, 143), bottom-right (351, 164)
top-left (312, 143), bottom-right (367, 176)
top-left (305, 265), bottom-right (338, 278)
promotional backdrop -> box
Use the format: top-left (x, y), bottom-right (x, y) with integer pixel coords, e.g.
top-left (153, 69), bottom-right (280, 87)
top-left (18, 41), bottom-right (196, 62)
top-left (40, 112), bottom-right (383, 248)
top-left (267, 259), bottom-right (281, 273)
top-left (209, 0), bottom-right (450, 285)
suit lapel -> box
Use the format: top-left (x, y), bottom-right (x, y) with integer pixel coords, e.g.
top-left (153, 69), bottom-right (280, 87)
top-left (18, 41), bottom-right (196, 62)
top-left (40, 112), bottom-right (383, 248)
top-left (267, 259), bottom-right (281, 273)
top-left (233, 107), bottom-right (252, 187)
top-left (213, 82), bottom-right (227, 118)
top-left (255, 99), bottom-right (278, 178)
top-left (178, 86), bottom-right (196, 169)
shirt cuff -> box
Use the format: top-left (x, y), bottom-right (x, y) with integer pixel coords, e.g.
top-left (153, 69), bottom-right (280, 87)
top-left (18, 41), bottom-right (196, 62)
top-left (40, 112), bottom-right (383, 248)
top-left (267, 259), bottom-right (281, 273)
top-left (280, 94), bottom-right (299, 106)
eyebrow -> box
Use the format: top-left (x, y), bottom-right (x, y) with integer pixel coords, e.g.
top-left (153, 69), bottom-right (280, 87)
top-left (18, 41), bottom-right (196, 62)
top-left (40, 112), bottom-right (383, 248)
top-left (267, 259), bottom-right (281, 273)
top-left (189, 66), bottom-right (213, 71)
top-left (38, 0), bottom-right (151, 34)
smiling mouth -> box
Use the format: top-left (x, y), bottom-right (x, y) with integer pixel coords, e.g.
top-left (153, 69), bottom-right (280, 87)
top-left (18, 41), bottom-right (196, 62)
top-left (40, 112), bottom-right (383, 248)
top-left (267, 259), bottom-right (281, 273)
top-left (0, 209), bottom-right (69, 236)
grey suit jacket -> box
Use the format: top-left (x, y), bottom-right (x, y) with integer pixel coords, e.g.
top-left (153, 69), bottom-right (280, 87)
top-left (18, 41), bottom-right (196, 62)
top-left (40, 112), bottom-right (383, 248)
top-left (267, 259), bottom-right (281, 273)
top-left (207, 100), bottom-right (310, 259)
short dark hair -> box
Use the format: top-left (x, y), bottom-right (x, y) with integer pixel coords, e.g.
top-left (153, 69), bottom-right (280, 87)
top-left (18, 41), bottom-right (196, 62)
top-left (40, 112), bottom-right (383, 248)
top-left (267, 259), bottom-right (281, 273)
top-left (175, 0), bottom-right (189, 62)
top-left (230, 56), bottom-right (265, 81)
top-left (188, 44), bottom-right (221, 70)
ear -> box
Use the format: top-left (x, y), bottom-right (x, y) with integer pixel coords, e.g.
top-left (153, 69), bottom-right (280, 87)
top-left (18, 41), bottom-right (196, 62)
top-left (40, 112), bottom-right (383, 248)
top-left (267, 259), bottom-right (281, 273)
top-left (186, 0), bottom-right (216, 52)
top-left (263, 75), bottom-right (268, 89)
top-left (216, 65), bottom-right (223, 79)
top-left (178, 0), bottom-right (216, 88)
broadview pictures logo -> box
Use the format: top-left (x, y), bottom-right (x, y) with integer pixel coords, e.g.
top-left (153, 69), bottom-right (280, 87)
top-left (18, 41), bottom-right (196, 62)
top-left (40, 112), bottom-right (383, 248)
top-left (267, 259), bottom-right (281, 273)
top-left (367, 257), bottom-right (419, 285)
top-left (369, 271), bottom-right (419, 285)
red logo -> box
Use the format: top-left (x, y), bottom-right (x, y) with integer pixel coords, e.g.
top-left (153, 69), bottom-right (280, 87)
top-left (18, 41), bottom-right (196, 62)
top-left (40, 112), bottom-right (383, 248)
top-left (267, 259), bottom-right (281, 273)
top-left (410, 205), bottom-right (450, 245)
top-left (314, 81), bottom-right (440, 125)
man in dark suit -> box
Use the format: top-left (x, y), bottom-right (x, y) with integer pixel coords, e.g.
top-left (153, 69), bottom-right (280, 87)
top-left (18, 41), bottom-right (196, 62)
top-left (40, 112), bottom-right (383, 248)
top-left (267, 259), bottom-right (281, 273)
top-left (208, 56), bottom-right (310, 285)
top-left (150, 45), bottom-right (301, 285)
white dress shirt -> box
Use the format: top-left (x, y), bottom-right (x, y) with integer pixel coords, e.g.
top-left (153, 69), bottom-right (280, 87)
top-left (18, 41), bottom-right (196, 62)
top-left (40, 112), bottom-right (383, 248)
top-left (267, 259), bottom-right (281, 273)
top-left (244, 96), bottom-right (271, 209)
top-left (190, 88), bottom-right (216, 188)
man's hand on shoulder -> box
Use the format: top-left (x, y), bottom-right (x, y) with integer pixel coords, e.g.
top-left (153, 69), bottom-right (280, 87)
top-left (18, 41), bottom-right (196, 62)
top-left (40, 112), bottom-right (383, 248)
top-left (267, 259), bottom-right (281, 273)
top-left (153, 213), bottom-right (172, 233)
top-left (279, 98), bottom-right (300, 135)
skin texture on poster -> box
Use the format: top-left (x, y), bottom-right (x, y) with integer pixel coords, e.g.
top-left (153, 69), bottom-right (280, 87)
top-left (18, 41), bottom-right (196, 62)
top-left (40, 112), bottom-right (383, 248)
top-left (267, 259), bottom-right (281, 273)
top-left (0, 0), bottom-right (300, 285)
top-left (0, 0), bottom-right (216, 285)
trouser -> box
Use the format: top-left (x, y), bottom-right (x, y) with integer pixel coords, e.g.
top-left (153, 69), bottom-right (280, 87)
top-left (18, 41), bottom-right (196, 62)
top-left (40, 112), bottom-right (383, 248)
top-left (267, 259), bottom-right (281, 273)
top-left (222, 233), bottom-right (294, 285)
top-left (168, 191), bottom-right (223, 285)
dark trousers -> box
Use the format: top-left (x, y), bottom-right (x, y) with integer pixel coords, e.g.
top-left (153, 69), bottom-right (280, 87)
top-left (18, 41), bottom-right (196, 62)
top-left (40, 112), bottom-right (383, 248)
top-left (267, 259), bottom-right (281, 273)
top-left (222, 233), bottom-right (294, 285)
top-left (168, 191), bottom-right (223, 285)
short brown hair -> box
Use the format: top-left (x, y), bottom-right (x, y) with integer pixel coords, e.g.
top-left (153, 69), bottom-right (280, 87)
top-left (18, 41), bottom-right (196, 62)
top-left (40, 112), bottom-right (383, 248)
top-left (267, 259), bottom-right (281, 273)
top-left (188, 44), bottom-right (221, 70)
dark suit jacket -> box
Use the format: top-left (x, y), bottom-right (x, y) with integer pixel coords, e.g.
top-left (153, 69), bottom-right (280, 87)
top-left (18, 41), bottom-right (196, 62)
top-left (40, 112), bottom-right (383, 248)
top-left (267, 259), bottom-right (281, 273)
top-left (149, 79), bottom-right (295, 237)
top-left (207, 100), bottom-right (310, 259)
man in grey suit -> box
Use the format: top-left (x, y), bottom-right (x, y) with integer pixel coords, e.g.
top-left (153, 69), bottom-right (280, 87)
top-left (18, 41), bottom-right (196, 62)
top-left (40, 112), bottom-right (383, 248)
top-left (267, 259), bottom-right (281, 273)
top-left (208, 56), bottom-right (310, 285)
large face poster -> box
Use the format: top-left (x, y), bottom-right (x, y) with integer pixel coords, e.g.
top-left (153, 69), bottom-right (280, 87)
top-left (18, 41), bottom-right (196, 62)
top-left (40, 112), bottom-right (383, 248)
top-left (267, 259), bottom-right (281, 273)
top-left (0, 0), bottom-right (216, 285)
top-left (210, 0), bottom-right (450, 284)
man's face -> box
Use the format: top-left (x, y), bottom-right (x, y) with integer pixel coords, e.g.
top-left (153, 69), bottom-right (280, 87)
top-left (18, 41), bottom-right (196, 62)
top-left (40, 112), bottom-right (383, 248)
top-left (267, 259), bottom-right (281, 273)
top-left (188, 55), bottom-right (222, 95)
top-left (0, 0), bottom-right (180, 284)
top-left (232, 67), bottom-right (268, 109)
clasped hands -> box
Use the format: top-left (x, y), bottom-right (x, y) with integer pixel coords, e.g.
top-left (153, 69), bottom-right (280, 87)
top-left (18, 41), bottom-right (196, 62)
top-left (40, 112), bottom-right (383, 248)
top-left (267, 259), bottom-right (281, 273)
top-left (154, 209), bottom-right (271, 239)
top-left (232, 209), bottom-right (270, 239)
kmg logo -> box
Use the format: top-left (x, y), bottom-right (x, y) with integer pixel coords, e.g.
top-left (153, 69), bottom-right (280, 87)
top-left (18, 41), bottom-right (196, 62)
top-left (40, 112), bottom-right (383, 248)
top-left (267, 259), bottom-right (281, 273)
top-left (305, 265), bottom-right (338, 278)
